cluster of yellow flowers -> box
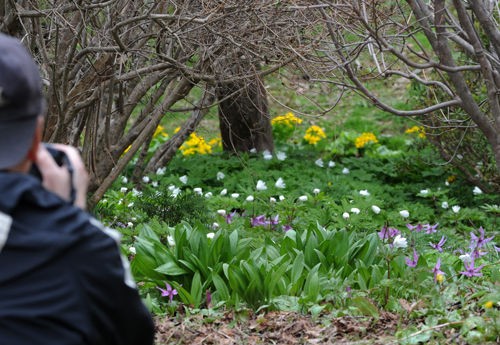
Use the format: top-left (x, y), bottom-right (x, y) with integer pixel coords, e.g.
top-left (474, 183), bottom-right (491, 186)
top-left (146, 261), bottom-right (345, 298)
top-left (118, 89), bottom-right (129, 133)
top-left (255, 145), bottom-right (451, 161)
top-left (271, 112), bottom-right (303, 128)
top-left (405, 125), bottom-right (426, 139)
top-left (354, 132), bottom-right (379, 149)
top-left (303, 125), bottom-right (326, 145)
top-left (180, 132), bottom-right (213, 156)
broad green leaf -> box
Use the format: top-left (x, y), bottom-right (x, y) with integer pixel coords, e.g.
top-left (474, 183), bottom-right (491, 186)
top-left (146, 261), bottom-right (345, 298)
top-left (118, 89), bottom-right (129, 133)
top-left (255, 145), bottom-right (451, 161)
top-left (350, 296), bottom-right (379, 319)
top-left (155, 260), bottom-right (189, 276)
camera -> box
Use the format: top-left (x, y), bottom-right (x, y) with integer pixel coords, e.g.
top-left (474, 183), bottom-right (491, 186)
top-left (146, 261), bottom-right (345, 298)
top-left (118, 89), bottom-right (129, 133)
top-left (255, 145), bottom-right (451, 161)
top-left (30, 144), bottom-right (76, 204)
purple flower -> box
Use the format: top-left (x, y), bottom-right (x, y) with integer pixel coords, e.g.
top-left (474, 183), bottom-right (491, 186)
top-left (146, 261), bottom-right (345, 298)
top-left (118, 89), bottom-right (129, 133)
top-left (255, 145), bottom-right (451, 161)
top-left (424, 223), bottom-right (439, 234)
top-left (406, 223), bottom-right (423, 232)
top-left (429, 236), bottom-right (447, 252)
top-left (250, 214), bottom-right (268, 227)
top-left (378, 226), bottom-right (400, 240)
top-left (283, 224), bottom-right (293, 232)
top-left (269, 214), bottom-right (280, 226)
top-left (405, 249), bottom-right (419, 268)
top-left (346, 286), bottom-right (352, 298)
top-left (432, 258), bottom-right (445, 282)
top-left (470, 226), bottom-right (494, 250)
top-left (225, 211), bottom-right (237, 224)
top-left (157, 282), bottom-right (178, 302)
top-left (206, 289), bottom-right (212, 307)
top-left (460, 256), bottom-right (485, 277)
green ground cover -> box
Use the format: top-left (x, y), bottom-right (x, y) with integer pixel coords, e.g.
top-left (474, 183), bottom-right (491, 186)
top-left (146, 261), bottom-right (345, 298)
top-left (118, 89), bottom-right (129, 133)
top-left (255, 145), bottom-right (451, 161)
top-left (94, 98), bottom-right (499, 344)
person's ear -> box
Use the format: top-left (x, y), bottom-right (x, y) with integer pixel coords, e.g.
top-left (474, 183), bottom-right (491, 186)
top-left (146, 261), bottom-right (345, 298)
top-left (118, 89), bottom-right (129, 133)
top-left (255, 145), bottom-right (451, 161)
top-left (26, 116), bottom-right (44, 162)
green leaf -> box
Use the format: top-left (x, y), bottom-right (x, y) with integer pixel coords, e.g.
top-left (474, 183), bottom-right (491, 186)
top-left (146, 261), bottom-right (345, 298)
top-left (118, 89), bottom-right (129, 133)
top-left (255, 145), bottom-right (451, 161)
top-left (190, 272), bottom-right (203, 307)
top-left (155, 260), bottom-right (189, 276)
top-left (211, 273), bottom-right (230, 302)
top-left (291, 252), bottom-right (305, 285)
top-left (350, 296), bottom-right (379, 319)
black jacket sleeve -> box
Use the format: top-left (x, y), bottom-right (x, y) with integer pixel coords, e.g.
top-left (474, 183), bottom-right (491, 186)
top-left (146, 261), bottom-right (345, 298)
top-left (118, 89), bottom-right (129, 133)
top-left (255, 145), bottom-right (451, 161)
top-left (73, 219), bottom-right (155, 345)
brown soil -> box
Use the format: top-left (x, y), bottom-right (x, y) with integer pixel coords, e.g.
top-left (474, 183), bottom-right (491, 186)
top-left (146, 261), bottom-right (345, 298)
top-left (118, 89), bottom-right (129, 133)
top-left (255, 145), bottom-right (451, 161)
top-left (154, 310), bottom-right (405, 345)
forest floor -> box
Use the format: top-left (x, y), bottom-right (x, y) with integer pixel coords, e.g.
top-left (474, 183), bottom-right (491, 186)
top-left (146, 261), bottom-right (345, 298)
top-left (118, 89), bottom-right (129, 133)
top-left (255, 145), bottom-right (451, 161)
top-left (154, 310), bottom-right (466, 345)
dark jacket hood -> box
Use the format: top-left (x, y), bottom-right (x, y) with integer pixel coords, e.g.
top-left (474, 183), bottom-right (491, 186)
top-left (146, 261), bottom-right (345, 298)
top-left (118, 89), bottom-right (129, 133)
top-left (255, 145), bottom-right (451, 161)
top-left (0, 172), bottom-right (62, 214)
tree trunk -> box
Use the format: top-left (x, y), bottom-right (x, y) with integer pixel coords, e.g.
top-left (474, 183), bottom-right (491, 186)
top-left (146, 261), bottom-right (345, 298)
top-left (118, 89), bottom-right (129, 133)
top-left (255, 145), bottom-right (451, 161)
top-left (217, 75), bottom-right (274, 154)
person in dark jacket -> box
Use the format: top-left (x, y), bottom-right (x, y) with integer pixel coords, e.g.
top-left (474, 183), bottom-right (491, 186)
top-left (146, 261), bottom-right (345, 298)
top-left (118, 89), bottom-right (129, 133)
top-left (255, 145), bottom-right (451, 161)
top-left (0, 33), bottom-right (155, 344)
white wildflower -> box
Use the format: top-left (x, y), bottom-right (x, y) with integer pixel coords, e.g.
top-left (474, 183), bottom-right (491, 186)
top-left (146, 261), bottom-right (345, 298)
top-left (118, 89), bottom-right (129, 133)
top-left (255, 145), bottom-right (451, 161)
top-left (275, 177), bottom-right (286, 189)
top-left (420, 189), bottom-right (429, 195)
top-left (371, 205), bottom-right (381, 214)
top-left (231, 193), bottom-right (240, 198)
top-left (216, 171), bottom-right (225, 180)
top-left (459, 253), bottom-right (472, 264)
top-left (256, 180), bottom-right (267, 191)
top-left (129, 246), bottom-right (136, 255)
top-left (279, 195), bottom-right (285, 201)
top-left (328, 161), bottom-right (336, 168)
top-left (270, 197), bottom-right (276, 203)
top-left (399, 210), bottom-right (410, 218)
top-left (350, 208), bottom-right (360, 214)
top-left (392, 235), bottom-right (408, 249)
top-left (193, 187), bottom-right (203, 196)
top-left (120, 187), bottom-right (128, 193)
top-left (171, 188), bottom-right (181, 198)
top-left (204, 192), bottom-right (213, 198)
top-left (246, 195), bottom-right (254, 202)
top-left (342, 212), bottom-right (350, 219)
top-left (315, 158), bottom-right (324, 167)
top-left (121, 176), bottom-right (128, 184)
top-left (220, 188), bottom-right (228, 196)
top-left (472, 186), bottom-right (483, 195)
top-left (313, 188), bottom-right (320, 195)
top-left (217, 209), bottom-right (227, 216)
top-left (441, 201), bottom-right (449, 209)
top-left (206, 232), bottom-right (215, 240)
top-left (359, 190), bottom-right (370, 196)
top-left (342, 167), bottom-right (350, 174)
top-left (142, 176), bottom-right (150, 183)
top-left (276, 151), bottom-right (287, 161)
top-left (452, 205), bottom-right (461, 213)
top-left (167, 235), bottom-right (175, 246)
top-left (179, 175), bottom-right (188, 184)
top-left (262, 150), bottom-right (273, 160)
top-left (156, 167), bottom-right (166, 175)
top-left (298, 195), bottom-right (308, 202)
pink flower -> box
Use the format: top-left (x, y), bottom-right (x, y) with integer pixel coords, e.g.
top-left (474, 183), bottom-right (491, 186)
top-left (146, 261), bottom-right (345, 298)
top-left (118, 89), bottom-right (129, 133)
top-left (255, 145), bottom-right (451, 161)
top-left (157, 282), bottom-right (178, 302)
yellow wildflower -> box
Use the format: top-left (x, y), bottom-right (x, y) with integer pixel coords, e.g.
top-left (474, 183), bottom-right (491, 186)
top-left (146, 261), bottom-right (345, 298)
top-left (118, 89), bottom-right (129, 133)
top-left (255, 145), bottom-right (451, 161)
top-left (354, 132), bottom-right (378, 149)
top-left (436, 273), bottom-right (444, 284)
top-left (303, 125), bottom-right (326, 145)
top-left (447, 175), bottom-right (456, 183)
top-left (180, 132), bottom-right (212, 156)
top-left (154, 125), bottom-right (168, 138)
top-left (405, 126), bottom-right (426, 139)
top-left (272, 112), bottom-right (303, 128)
top-left (208, 137), bottom-right (222, 148)
top-left (483, 301), bottom-right (494, 309)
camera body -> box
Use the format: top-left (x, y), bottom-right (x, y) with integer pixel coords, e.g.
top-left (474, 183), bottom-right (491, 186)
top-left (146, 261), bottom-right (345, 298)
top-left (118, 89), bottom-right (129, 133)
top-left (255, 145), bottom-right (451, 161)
top-left (30, 144), bottom-right (76, 204)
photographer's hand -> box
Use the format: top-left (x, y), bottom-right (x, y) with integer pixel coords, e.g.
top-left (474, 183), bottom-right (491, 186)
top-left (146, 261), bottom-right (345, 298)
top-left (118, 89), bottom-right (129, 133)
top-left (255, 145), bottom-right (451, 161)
top-left (35, 144), bottom-right (89, 210)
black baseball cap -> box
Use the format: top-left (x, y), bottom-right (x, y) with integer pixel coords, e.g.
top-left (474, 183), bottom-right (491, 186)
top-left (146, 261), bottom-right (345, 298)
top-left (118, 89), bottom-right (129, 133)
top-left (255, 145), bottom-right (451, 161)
top-left (0, 33), bottom-right (46, 169)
